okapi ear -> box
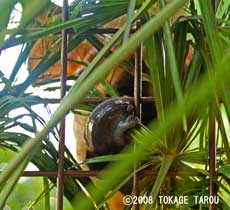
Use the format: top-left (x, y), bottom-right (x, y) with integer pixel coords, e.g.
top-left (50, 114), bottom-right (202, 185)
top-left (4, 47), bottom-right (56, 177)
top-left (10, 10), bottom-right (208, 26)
top-left (85, 97), bottom-right (139, 161)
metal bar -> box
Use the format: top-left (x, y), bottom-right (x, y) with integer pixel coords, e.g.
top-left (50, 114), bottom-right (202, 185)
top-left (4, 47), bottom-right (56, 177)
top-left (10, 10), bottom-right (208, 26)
top-left (68, 28), bottom-right (119, 34)
top-left (209, 106), bottom-right (216, 210)
top-left (28, 95), bottom-right (223, 106)
top-left (57, 1), bottom-right (69, 209)
top-left (16, 170), bottom-right (206, 177)
top-left (212, 0), bottom-right (216, 12)
top-left (64, 27), bottom-right (136, 35)
top-left (132, 20), bottom-right (142, 210)
top-left (82, 97), bottom-right (155, 104)
top-left (134, 21), bottom-right (142, 117)
top-left (210, 1), bottom-right (217, 207)
top-left (31, 96), bottom-right (156, 105)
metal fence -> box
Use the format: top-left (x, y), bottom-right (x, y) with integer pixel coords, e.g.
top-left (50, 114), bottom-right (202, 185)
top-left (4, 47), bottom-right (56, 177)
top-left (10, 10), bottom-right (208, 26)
top-left (19, 0), bottom-right (217, 210)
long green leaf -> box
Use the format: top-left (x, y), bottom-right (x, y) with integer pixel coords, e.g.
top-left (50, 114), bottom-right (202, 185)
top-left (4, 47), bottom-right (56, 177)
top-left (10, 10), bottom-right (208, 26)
top-left (0, 155), bottom-right (30, 209)
top-left (0, 0), bottom-right (17, 44)
top-left (145, 155), bottom-right (174, 210)
top-left (198, 0), bottom-right (223, 65)
top-left (123, 0), bottom-right (137, 43)
top-left (160, 0), bottom-right (187, 132)
top-left (145, 36), bottom-right (165, 123)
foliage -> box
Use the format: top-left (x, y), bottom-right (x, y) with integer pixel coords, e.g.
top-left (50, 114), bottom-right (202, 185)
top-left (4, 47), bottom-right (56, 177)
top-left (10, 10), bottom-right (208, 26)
top-left (0, 0), bottom-right (230, 209)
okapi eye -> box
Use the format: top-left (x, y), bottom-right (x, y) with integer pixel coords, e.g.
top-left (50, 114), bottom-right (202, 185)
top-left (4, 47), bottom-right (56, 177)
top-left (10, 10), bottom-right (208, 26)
top-left (76, 68), bottom-right (85, 77)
